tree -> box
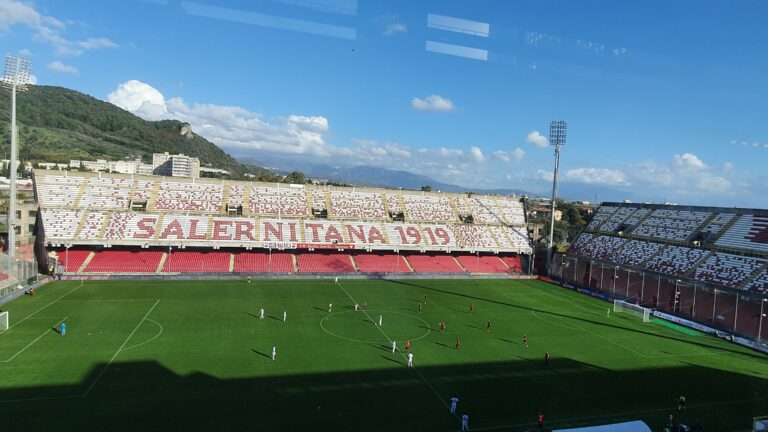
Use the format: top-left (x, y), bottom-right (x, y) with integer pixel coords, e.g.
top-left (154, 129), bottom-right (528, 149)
top-left (421, 185), bottom-right (432, 192)
top-left (283, 171), bottom-right (306, 185)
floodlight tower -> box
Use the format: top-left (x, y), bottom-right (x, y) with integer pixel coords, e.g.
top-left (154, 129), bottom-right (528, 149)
top-left (1, 55), bottom-right (32, 263)
top-left (547, 120), bottom-right (566, 275)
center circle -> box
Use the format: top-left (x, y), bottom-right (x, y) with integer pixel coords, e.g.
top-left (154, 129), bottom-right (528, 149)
top-left (320, 309), bottom-right (432, 344)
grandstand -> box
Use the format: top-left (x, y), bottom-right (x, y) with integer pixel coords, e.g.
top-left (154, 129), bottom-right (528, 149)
top-left (557, 202), bottom-right (768, 345)
top-left (33, 170), bottom-right (531, 275)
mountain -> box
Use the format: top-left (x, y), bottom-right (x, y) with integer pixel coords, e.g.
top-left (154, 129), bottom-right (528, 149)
top-left (0, 85), bottom-right (258, 177)
top-left (241, 155), bottom-right (532, 196)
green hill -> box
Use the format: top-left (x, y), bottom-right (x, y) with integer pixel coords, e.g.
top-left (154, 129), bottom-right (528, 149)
top-left (0, 85), bottom-right (269, 179)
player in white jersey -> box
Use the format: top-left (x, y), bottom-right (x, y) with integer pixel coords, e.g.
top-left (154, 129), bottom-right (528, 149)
top-left (283, 311), bottom-right (287, 322)
top-left (391, 340), bottom-right (397, 354)
top-left (407, 352), bottom-right (413, 367)
top-left (259, 308), bottom-right (265, 319)
top-left (378, 314), bottom-right (383, 326)
top-left (450, 396), bottom-right (459, 414)
top-left (461, 413), bottom-right (469, 431)
top-left (271, 345), bottom-right (276, 361)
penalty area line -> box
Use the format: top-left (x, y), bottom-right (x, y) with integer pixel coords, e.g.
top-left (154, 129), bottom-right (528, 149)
top-left (0, 317), bottom-right (68, 363)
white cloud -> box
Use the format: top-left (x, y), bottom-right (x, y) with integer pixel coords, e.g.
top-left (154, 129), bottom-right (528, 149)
top-left (108, 80), bottom-right (168, 120)
top-left (722, 161), bottom-right (734, 172)
top-left (526, 130), bottom-right (549, 148)
top-left (411, 95), bottom-right (456, 112)
top-left (494, 148), bottom-right (525, 163)
top-left (0, 0), bottom-right (117, 56)
top-left (673, 152), bottom-right (707, 170)
top-left (18, 48), bottom-right (31, 56)
top-left (27, 74), bottom-right (37, 85)
top-left (535, 170), bottom-right (554, 182)
top-left (384, 23), bottom-right (407, 36)
top-left (469, 146), bottom-right (485, 163)
top-left (492, 150), bottom-right (510, 163)
top-left (697, 176), bottom-right (730, 193)
top-left (512, 147), bottom-right (525, 161)
top-left (47, 60), bottom-right (78, 74)
top-left (565, 167), bottom-right (630, 186)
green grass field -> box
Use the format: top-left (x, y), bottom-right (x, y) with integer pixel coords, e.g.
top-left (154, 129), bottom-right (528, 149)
top-left (1, 279), bottom-right (766, 431)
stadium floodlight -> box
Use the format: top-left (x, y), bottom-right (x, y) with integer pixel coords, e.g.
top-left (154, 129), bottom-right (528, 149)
top-left (547, 120), bottom-right (566, 275)
top-left (1, 55), bottom-right (32, 263)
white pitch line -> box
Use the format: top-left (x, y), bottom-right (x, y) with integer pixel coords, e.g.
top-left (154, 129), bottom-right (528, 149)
top-left (82, 299), bottom-right (160, 397)
top-left (334, 282), bottom-right (450, 412)
top-left (0, 317), bottom-right (68, 363)
top-left (7, 284), bottom-right (83, 330)
top-left (120, 318), bottom-right (164, 352)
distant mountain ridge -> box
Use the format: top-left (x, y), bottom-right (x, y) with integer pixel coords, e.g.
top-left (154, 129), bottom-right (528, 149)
top-left (241, 155), bottom-right (532, 196)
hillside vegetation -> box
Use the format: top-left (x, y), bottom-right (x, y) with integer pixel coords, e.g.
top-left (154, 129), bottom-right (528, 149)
top-left (0, 85), bottom-right (273, 179)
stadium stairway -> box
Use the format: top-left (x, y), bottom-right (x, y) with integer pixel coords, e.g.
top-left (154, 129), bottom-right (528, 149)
top-left (683, 251), bottom-right (715, 278)
top-left (349, 255), bottom-right (358, 271)
top-left (291, 254), bottom-right (299, 272)
top-left (78, 252), bottom-right (95, 273)
top-left (156, 253), bottom-right (168, 273)
top-left (712, 214), bottom-right (742, 243)
top-left (229, 253), bottom-right (235, 272)
top-left (452, 255), bottom-right (467, 272)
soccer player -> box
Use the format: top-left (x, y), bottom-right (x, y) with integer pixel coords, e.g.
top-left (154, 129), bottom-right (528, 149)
top-left (391, 340), bottom-right (397, 354)
top-left (544, 351), bottom-right (549, 365)
top-left (283, 311), bottom-right (287, 322)
top-left (486, 320), bottom-right (492, 333)
top-left (355, 303), bottom-right (359, 311)
top-left (450, 396), bottom-right (459, 414)
top-left (362, 300), bottom-right (367, 309)
top-left (439, 321), bottom-right (446, 333)
top-left (418, 303), bottom-right (423, 314)
top-left (407, 352), bottom-right (413, 367)
top-left (60, 321), bottom-right (66, 337)
top-left (607, 307), bottom-right (611, 318)
top-left (678, 395), bottom-right (686, 411)
top-left (469, 303), bottom-right (475, 314)
top-left (538, 412), bottom-right (544, 431)
top-left (271, 345), bottom-right (276, 361)
top-left (523, 335), bottom-right (528, 348)
top-left (455, 338), bottom-right (461, 350)
top-left (378, 315), bottom-right (383, 326)
top-left (461, 413), bottom-right (469, 431)
top-left (259, 308), bottom-right (265, 319)
top-left (247, 275), bottom-right (251, 284)
top-left (334, 276), bottom-right (338, 284)
top-left (424, 294), bottom-right (428, 304)
top-left (328, 303), bottom-right (333, 313)
top-left (405, 339), bottom-right (411, 351)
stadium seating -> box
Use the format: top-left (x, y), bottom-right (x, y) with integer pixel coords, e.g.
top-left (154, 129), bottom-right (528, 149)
top-left (79, 177), bottom-right (132, 209)
top-left (497, 199), bottom-right (526, 225)
top-left (163, 251), bottom-right (231, 273)
top-left (693, 253), bottom-right (765, 287)
top-left (352, 252), bottom-right (411, 272)
top-left (41, 209), bottom-right (83, 239)
top-left (701, 212), bottom-right (736, 235)
top-left (586, 206), bottom-right (616, 230)
top-left (612, 239), bottom-right (663, 267)
top-left (453, 225), bottom-right (498, 249)
top-left (633, 209), bottom-right (710, 241)
top-left (402, 195), bottom-right (455, 222)
top-left (233, 251), bottom-right (295, 272)
top-left (744, 270), bottom-right (768, 293)
top-left (502, 256), bottom-right (523, 273)
top-left (54, 249), bottom-right (92, 272)
top-left (85, 250), bottom-right (163, 273)
top-left (643, 246), bottom-right (708, 276)
top-left (330, 191), bottom-right (386, 219)
top-left (296, 252), bottom-right (355, 272)
top-left (405, 253), bottom-right (464, 272)
top-left (78, 211), bottom-right (107, 240)
top-left (155, 181), bottom-right (223, 213)
top-left (600, 207), bottom-right (636, 232)
top-left (37, 174), bottom-right (84, 207)
top-left (455, 254), bottom-right (510, 273)
top-left (568, 234), bottom-right (625, 260)
top-left (249, 186), bottom-right (307, 216)
top-left (716, 215), bottom-right (768, 253)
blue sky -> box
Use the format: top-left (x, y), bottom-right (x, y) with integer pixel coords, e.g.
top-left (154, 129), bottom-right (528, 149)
top-left (1, 0), bottom-right (766, 207)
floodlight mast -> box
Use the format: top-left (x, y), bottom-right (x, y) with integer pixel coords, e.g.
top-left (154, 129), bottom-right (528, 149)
top-left (547, 120), bottom-right (566, 275)
top-left (2, 55), bottom-right (32, 263)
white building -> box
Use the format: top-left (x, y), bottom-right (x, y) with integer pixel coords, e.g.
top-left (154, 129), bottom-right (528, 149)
top-left (152, 153), bottom-right (200, 178)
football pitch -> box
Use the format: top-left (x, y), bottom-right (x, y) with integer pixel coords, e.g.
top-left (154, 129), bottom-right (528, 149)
top-left (0, 278), bottom-right (766, 431)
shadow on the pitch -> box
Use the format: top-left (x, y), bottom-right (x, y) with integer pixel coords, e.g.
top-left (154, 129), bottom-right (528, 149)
top-left (313, 306), bottom-right (327, 313)
top-left (251, 349), bottom-right (271, 359)
top-left (464, 324), bottom-right (483, 331)
top-left (244, 312), bottom-right (260, 319)
top-left (432, 341), bottom-right (451, 349)
top-left (267, 315), bottom-right (282, 322)
top-left (497, 338), bottom-right (518, 345)
top-left (369, 344), bottom-right (391, 353)
top-left (379, 355), bottom-right (402, 365)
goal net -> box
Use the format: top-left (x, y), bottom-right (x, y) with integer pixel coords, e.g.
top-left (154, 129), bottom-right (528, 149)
top-left (614, 299), bottom-right (651, 322)
top-left (0, 311), bottom-right (8, 331)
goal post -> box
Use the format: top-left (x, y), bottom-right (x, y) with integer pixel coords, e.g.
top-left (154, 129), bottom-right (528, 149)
top-left (614, 299), bottom-right (651, 322)
top-left (0, 311), bottom-right (8, 331)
